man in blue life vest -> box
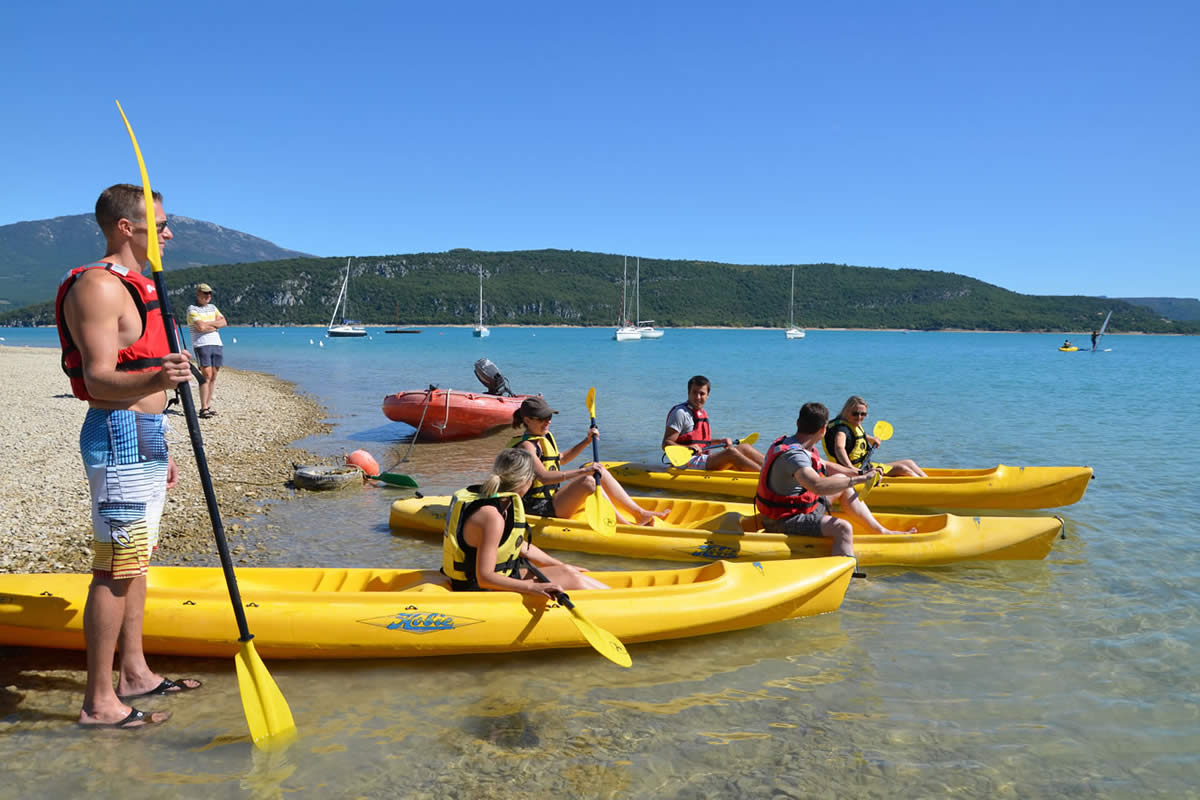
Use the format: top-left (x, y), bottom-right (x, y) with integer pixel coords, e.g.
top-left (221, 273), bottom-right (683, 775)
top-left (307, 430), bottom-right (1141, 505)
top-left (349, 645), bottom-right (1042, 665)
top-left (662, 375), bottom-right (764, 471)
top-left (755, 401), bottom-right (916, 558)
top-left (55, 184), bottom-right (199, 730)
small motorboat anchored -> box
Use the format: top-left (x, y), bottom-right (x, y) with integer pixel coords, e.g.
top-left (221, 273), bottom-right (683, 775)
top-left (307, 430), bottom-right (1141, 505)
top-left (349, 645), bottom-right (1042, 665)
top-left (382, 359), bottom-right (538, 441)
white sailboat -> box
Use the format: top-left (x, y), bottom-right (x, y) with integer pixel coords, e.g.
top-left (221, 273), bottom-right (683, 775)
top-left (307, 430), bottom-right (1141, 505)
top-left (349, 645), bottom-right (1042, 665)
top-left (633, 257), bottom-right (664, 339)
top-left (614, 256), bottom-right (641, 341)
top-left (785, 267), bottom-right (806, 339)
top-left (472, 266), bottom-right (489, 338)
top-left (327, 258), bottom-right (367, 337)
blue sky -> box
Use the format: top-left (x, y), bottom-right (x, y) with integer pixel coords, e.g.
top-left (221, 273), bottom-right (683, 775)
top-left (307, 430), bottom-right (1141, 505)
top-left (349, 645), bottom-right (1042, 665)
top-left (3, 0), bottom-right (1196, 298)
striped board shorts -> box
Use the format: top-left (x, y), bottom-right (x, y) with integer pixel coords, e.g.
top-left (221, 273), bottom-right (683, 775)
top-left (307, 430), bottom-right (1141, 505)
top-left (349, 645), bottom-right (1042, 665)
top-left (79, 409), bottom-right (169, 579)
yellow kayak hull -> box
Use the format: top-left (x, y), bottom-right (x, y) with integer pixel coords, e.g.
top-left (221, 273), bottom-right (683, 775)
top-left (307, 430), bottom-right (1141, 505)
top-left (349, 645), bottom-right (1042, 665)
top-left (602, 462), bottom-right (1093, 510)
top-left (389, 496), bottom-right (1063, 565)
top-left (0, 559), bottom-right (853, 660)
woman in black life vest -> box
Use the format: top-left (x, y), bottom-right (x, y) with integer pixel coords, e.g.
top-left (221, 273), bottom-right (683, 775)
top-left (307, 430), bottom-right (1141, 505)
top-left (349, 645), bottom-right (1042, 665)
top-left (443, 448), bottom-right (606, 595)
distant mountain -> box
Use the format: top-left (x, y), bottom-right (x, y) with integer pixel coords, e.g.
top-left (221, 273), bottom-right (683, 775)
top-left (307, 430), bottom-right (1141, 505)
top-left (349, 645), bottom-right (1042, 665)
top-left (4, 249), bottom-right (1197, 334)
top-left (0, 214), bottom-right (311, 309)
top-left (1116, 297), bottom-right (1200, 322)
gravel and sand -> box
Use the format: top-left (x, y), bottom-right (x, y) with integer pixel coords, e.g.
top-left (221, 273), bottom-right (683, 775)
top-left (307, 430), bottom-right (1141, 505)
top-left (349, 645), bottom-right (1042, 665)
top-left (0, 345), bottom-right (332, 574)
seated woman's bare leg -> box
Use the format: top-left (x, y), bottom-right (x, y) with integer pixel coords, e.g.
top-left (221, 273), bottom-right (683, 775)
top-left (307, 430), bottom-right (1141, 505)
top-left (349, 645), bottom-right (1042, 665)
top-left (885, 459), bottom-right (927, 478)
top-left (596, 466), bottom-right (669, 525)
top-left (552, 474), bottom-right (638, 525)
top-left (535, 563), bottom-right (609, 590)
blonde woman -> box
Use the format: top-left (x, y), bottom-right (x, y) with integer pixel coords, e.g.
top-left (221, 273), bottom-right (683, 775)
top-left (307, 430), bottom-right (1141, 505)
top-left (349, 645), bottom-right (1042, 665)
top-left (823, 396), bottom-right (927, 478)
top-left (442, 448), bottom-right (607, 595)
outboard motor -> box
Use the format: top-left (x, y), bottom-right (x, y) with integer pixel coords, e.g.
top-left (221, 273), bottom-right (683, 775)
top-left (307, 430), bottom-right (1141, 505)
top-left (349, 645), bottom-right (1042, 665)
top-left (473, 358), bottom-right (515, 396)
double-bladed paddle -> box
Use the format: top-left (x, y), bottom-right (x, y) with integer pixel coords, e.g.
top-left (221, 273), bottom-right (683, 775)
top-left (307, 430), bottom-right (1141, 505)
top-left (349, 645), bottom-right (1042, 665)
top-left (117, 102), bottom-right (296, 750)
top-left (663, 432), bottom-right (760, 468)
top-left (582, 388), bottom-right (617, 535)
top-left (523, 561), bottom-right (631, 668)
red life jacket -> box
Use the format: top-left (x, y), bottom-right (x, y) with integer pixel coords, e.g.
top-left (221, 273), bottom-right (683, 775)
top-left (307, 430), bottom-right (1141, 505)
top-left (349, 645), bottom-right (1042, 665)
top-left (55, 262), bottom-right (170, 402)
top-left (754, 435), bottom-right (826, 520)
top-left (669, 402), bottom-right (711, 448)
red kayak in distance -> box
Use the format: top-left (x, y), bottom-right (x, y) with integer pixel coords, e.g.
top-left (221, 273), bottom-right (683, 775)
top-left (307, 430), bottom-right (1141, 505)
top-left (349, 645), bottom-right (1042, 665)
top-left (382, 389), bottom-right (537, 441)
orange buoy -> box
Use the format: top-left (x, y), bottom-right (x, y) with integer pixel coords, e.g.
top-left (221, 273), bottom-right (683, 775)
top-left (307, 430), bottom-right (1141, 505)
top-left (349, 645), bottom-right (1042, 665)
top-left (345, 449), bottom-right (380, 476)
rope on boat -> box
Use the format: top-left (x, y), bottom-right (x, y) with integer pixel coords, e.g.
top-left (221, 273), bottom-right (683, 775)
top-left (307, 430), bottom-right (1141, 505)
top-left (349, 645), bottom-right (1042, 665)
top-left (396, 386), bottom-right (435, 464)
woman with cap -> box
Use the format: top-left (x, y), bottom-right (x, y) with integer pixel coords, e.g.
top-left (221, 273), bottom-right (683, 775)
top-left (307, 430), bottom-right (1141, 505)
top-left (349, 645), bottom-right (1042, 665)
top-left (185, 282), bottom-right (226, 418)
top-left (508, 396), bottom-right (669, 526)
top-left (443, 448), bottom-right (607, 594)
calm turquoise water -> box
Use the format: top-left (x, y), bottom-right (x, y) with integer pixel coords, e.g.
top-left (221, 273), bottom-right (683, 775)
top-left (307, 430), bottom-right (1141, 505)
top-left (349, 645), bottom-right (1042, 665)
top-left (2, 326), bottom-right (1198, 798)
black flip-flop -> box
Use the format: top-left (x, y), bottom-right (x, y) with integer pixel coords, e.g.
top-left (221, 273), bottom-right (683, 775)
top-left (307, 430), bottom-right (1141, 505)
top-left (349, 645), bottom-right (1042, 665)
top-left (118, 677), bottom-right (203, 701)
top-left (80, 707), bottom-right (171, 729)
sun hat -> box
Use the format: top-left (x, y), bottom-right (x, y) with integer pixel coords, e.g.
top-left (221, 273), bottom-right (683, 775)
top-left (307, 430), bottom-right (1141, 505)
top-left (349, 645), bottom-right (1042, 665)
top-left (196, 283), bottom-right (213, 293)
top-left (517, 396), bottom-right (558, 418)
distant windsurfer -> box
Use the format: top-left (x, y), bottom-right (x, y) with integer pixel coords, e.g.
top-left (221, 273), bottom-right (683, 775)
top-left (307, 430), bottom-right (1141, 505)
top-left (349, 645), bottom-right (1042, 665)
top-left (1091, 330), bottom-right (1099, 350)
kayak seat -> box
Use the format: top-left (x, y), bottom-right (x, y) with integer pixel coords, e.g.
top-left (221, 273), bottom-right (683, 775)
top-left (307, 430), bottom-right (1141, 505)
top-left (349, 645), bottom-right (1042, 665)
top-left (362, 572), bottom-right (454, 592)
top-left (692, 510), bottom-right (751, 535)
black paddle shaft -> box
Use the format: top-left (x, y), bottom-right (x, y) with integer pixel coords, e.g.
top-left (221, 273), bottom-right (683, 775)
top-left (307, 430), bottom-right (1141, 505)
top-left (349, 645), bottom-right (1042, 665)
top-left (151, 270), bottom-right (254, 643)
top-left (589, 417), bottom-right (602, 486)
top-left (523, 560), bottom-right (575, 610)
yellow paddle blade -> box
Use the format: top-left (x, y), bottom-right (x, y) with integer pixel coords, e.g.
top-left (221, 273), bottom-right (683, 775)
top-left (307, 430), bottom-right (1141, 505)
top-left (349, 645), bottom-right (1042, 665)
top-left (235, 640), bottom-right (297, 751)
top-left (857, 470), bottom-right (882, 503)
top-left (740, 432), bottom-right (760, 446)
top-left (585, 387), bottom-right (596, 419)
top-left (114, 101), bottom-right (163, 273)
top-left (583, 489), bottom-right (617, 534)
top-left (663, 444), bottom-right (694, 467)
top-left (565, 605), bottom-right (632, 668)
top-left (873, 420), bottom-right (894, 441)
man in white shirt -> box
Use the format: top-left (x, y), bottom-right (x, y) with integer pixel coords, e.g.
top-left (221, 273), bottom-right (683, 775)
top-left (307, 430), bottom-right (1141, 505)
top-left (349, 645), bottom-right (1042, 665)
top-left (185, 283), bottom-right (226, 417)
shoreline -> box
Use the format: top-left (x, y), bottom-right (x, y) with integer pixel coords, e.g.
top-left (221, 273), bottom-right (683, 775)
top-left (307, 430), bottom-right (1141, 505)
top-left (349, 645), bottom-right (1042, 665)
top-left (6, 323), bottom-right (1183, 335)
top-left (0, 345), bottom-right (332, 574)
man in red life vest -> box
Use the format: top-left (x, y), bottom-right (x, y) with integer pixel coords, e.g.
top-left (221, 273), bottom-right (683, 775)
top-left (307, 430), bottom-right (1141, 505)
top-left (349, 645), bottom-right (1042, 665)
top-left (662, 375), bottom-right (764, 471)
top-left (55, 184), bottom-right (199, 729)
top-left (755, 401), bottom-right (916, 558)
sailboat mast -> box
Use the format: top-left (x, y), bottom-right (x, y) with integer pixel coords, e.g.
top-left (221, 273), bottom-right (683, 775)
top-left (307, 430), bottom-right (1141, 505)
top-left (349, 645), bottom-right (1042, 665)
top-left (621, 256), bottom-right (628, 325)
top-left (329, 259), bottom-right (349, 329)
top-left (478, 267), bottom-right (484, 327)
top-left (789, 267), bottom-right (795, 327)
top-left (636, 257), bottom-right (641, 324)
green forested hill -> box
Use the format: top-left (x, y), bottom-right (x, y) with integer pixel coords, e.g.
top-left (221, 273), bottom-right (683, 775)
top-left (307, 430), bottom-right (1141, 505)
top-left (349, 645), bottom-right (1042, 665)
top-left (3, 249), bottom-right (1196, 333)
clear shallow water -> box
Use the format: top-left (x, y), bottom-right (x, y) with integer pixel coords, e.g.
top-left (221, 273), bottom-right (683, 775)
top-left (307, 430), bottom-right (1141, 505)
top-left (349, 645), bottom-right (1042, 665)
top-left (2, 326), bottom-right (1198, 798)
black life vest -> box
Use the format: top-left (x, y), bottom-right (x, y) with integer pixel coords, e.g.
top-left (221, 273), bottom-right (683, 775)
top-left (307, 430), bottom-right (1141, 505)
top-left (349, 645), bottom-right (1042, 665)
top-left (441, 487), bottom-right (529, 591)
top-left (506, 431), bottom-right (561, 503)
top-left (822, 417), bottom-right (869, 467)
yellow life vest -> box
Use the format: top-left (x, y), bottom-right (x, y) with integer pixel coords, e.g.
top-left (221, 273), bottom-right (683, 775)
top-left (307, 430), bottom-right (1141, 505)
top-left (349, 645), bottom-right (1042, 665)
top-left (821, 417), bottom-right (870, 467)
top-left (441, 486), bottom-right (528, 591)
top-left (506, 431), bottom-right (561, 502)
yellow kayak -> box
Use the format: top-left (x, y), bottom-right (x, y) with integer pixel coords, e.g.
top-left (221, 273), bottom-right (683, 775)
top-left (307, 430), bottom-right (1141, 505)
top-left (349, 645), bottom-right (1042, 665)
top-left (602, 462), bottom-right (1093, 510)
top-left (389, 495), bottom-right (1063, 565)
top-left (0, 559), bottom-right (853, 660)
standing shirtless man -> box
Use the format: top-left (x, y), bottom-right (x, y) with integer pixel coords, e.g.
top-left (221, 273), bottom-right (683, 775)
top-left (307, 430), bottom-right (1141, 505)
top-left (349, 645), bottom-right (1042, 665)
top-left (55, 184), bottom-right (200, 729)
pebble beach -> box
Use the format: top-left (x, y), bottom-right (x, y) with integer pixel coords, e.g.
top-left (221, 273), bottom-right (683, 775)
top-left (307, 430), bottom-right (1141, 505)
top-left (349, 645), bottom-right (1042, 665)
top-left (0, 345), bottom-right (332, 575)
